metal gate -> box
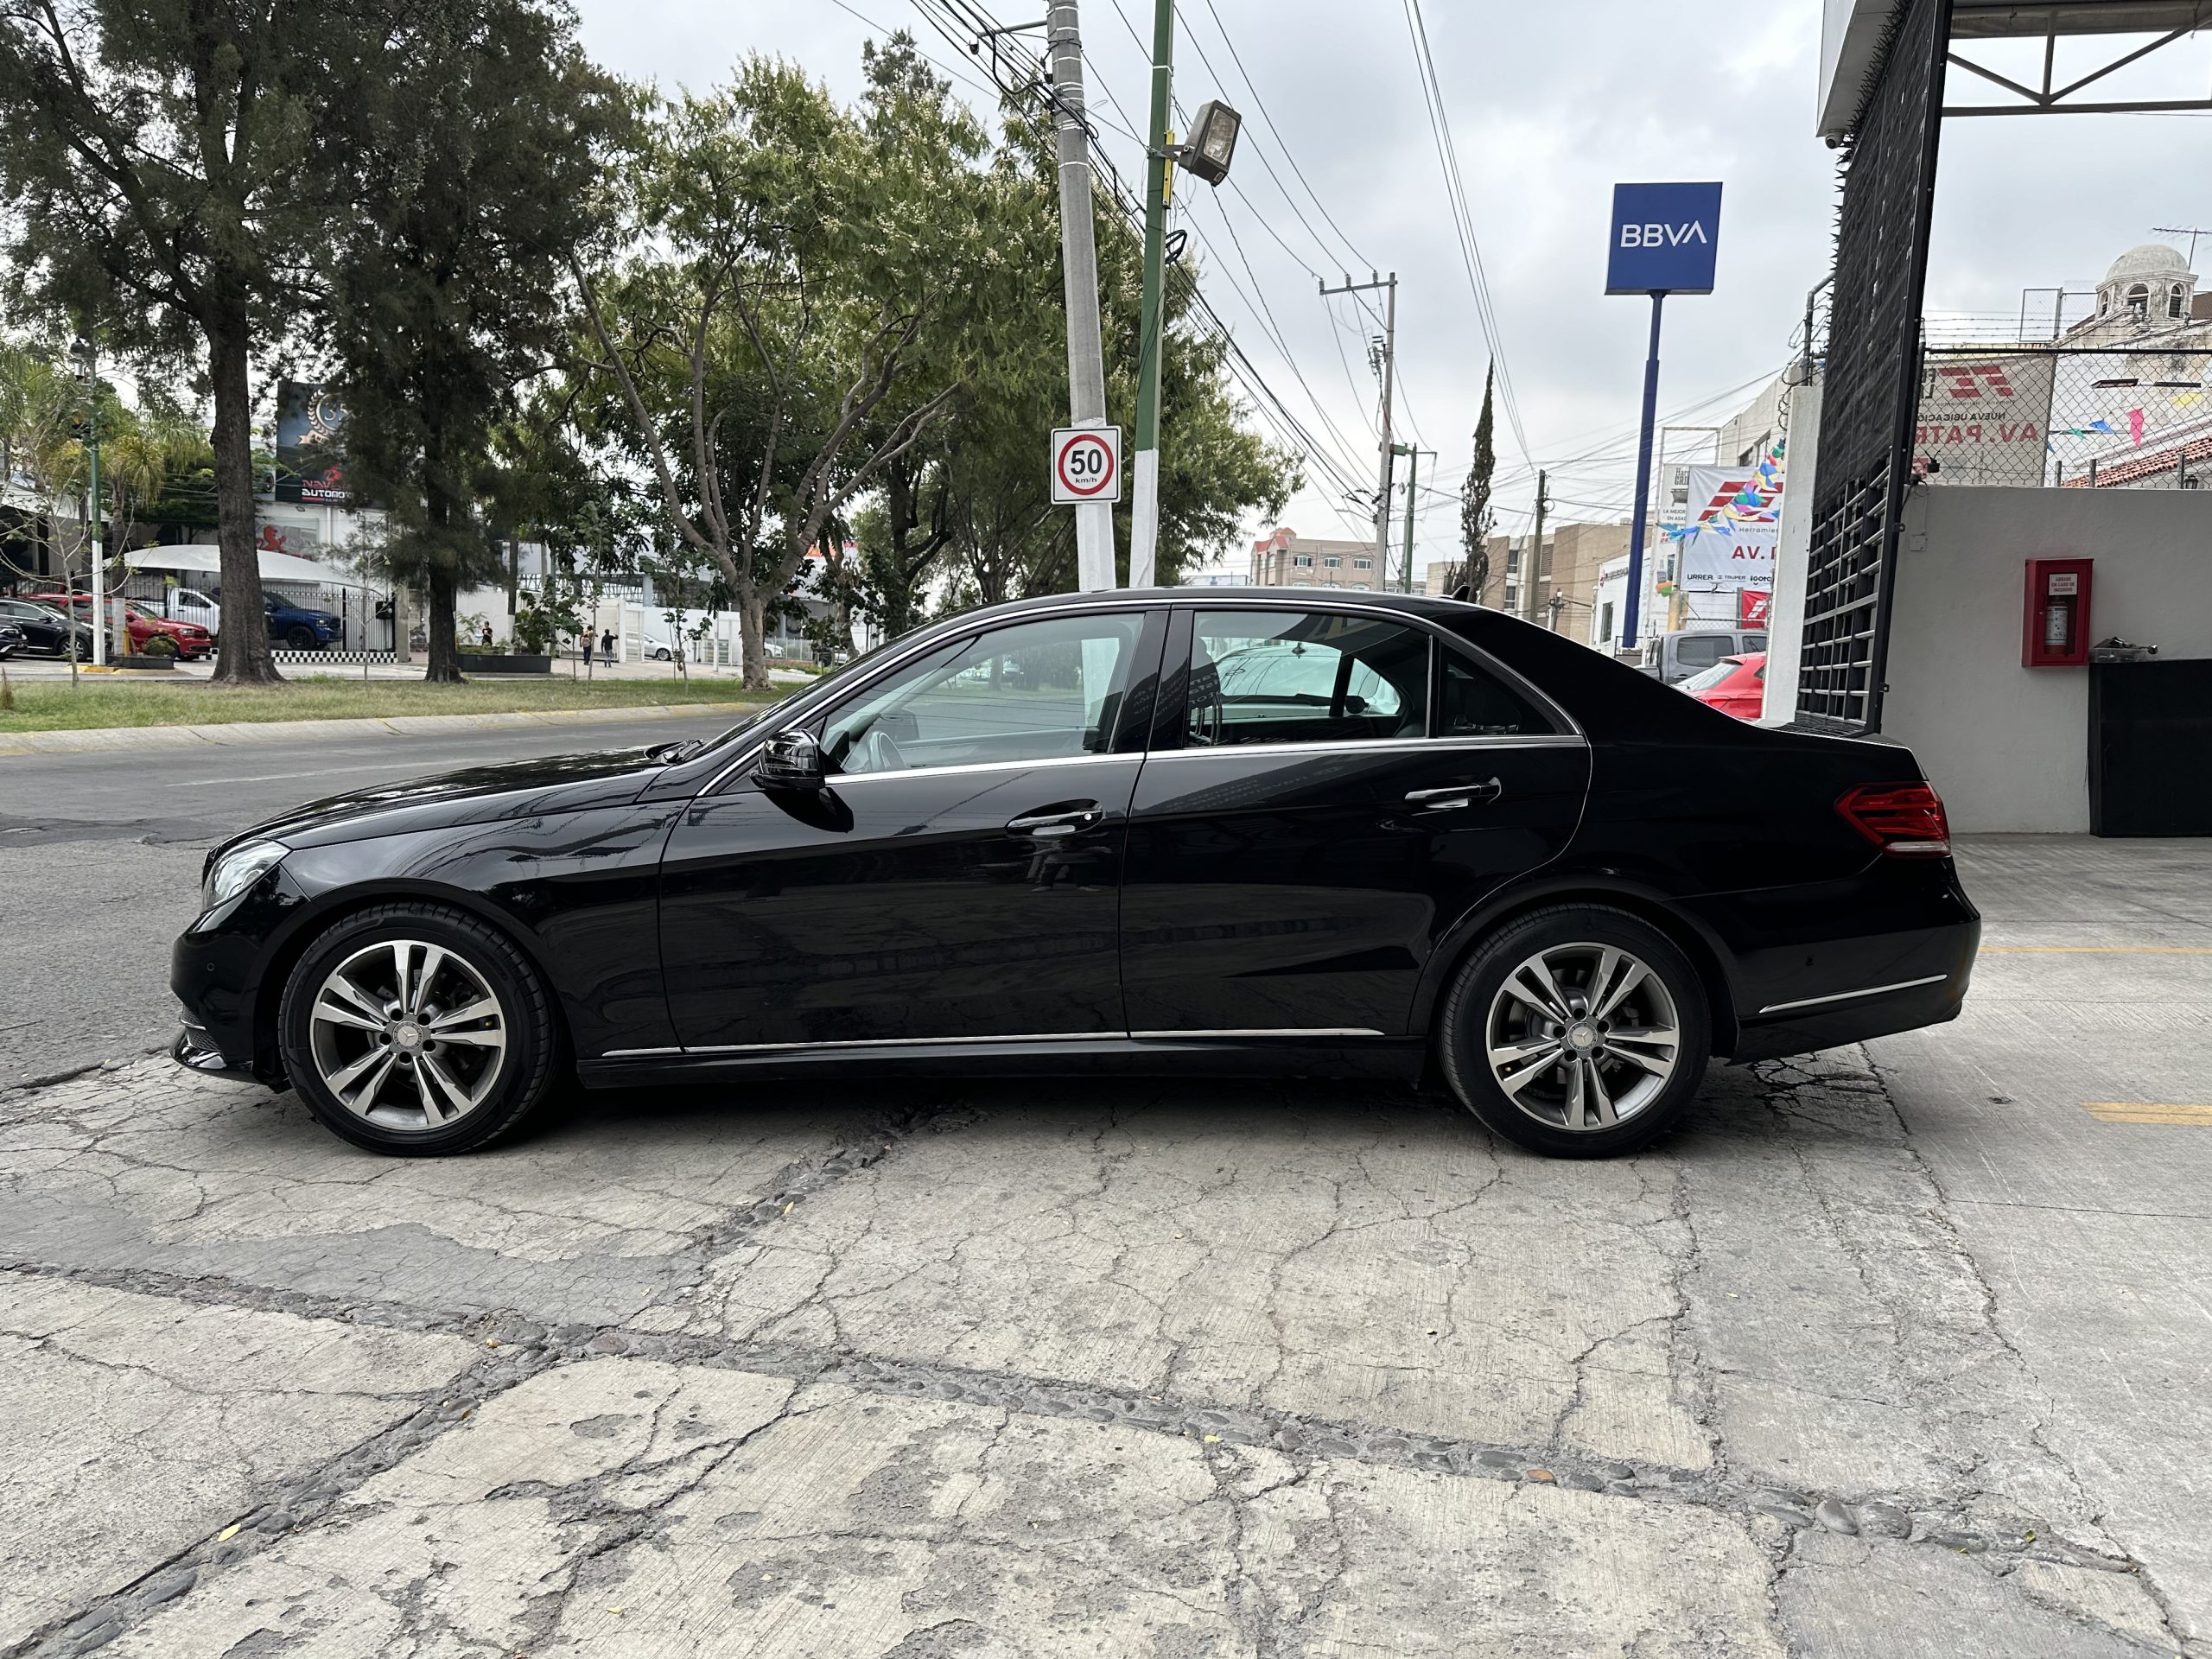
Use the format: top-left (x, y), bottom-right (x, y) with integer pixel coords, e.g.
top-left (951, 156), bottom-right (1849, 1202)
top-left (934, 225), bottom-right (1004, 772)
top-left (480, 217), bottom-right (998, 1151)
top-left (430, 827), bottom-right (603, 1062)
top-left (1795, 0), bottom-right (1952, 732)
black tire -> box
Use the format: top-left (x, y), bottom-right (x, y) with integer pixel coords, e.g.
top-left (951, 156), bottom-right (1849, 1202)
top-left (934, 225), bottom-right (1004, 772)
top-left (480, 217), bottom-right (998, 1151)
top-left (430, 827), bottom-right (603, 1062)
top-left (285, 626), bottom-right (317, 650)
top-left (653, 646), bottom-right (671, 661)
top-left (1437, 905), bottom-right (1710, 1159)
top-left (277, 901), bottom-right (561, 1156)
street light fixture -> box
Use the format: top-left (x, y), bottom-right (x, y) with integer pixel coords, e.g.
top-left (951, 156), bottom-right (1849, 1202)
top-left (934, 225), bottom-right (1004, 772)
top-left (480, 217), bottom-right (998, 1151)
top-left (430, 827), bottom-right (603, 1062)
top-left (1176, 99), bottom-right (1243, 188)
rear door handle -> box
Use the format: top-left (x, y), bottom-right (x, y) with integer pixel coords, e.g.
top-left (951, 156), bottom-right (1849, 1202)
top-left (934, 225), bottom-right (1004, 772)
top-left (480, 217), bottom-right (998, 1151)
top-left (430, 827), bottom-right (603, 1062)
top-left (1007, 804), bottom-right (1105, 837)
top-left (1404, 778), bottom-right (1502, 810)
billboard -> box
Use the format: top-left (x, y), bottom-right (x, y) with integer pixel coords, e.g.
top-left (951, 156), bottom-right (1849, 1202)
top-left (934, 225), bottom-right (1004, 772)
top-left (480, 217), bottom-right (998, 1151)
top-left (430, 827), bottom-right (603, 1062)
top-left (1913, 353), bottom-right (2055, 486)
top-left (1675, 462), bottom-right (1781, 595)
top-left (275, 380), bottom-right (351, 505)
top-left (1605, 182), bottom-right (1723, 295)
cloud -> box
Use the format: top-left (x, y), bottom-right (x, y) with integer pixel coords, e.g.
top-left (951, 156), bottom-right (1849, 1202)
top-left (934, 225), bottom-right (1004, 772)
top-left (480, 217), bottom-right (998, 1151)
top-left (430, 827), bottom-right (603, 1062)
top-left (577, 0), bottom-right (2204, 570)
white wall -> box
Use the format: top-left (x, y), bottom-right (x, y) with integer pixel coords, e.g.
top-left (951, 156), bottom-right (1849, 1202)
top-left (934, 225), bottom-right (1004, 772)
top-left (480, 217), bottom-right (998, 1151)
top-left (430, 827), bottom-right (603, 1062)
top-left (1880, 485), bottom-right (2212, 832)
top-left (1759, 378), bottom-right (1820, 725)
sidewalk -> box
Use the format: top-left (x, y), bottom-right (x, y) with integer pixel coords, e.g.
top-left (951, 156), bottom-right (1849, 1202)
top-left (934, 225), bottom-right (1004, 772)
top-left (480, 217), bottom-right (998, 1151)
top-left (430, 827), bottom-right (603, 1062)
top-left (0, 701), bottom-right (746, 757)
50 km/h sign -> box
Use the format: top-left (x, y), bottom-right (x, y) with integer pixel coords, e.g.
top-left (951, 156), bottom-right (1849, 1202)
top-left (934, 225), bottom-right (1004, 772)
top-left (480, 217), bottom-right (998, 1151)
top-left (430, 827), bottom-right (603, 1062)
top-left (1052, 425), bottom-right (1122, 505)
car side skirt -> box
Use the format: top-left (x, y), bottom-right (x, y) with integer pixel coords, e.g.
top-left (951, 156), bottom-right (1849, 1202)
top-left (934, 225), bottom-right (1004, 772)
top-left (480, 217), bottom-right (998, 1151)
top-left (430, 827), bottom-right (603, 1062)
top-left (577, 1033), bottom-right (1427, 1090)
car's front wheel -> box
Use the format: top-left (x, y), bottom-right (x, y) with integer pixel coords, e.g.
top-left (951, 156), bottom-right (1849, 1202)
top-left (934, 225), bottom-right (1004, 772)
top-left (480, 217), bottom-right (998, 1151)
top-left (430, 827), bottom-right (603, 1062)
top-left (285, 625), bottom-right (317, 650)
top-left (277, 902), bottom-right (559, 1155)
top-left (1438, 906), bottom-right (1710, 1158)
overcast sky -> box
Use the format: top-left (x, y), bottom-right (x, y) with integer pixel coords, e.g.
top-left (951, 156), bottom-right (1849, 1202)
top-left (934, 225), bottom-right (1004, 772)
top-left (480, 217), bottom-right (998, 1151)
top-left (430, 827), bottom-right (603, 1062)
top-left (575, 0), bottom-right (2209, 575)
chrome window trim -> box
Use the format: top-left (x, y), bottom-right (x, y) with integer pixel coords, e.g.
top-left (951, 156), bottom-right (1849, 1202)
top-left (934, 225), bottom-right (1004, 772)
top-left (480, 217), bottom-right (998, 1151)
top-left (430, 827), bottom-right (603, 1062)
top-left (600, 1026), bottom-right (1392, 1060)
top-left (1757, 974), bottom-right (1948, 1015)
top-left (697, 594), bottom-right (1580, 794)
top-left (824, 751), bottom-right (1142, 787)
top-left (1141, 734), bottom-right (1586, 763)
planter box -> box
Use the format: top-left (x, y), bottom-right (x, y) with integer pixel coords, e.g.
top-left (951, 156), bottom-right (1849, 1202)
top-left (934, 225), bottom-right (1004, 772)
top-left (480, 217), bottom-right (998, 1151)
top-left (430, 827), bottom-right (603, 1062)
top-left (457, 653), bottom-right (552, 676)
top-left (113, 654), bottom-right (179, 671)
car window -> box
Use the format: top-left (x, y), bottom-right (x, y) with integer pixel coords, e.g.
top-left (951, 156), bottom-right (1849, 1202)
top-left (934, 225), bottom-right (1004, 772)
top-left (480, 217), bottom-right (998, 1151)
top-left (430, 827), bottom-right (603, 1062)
top-left (1438, 647), bottom-right (1553, 735)
top-left (1745, 633), bottom-right (1767, 652)
top-left (1678, 658), bottom-right (1742, 692)
top-left (1187, 609), bottom-right (1428, 747)
top-left (1675, 635), bottom-right (1726, 669)
top-left (822, 611), bottom-right (1143, 777)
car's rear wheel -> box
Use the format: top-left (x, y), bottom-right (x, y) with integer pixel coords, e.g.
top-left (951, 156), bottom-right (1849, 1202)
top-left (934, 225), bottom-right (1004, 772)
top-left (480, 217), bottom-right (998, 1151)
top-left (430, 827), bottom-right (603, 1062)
top-left (278, 902), bottom-right (559, 1156)
top-left (1438, 906), bottom-right (1710, 1158)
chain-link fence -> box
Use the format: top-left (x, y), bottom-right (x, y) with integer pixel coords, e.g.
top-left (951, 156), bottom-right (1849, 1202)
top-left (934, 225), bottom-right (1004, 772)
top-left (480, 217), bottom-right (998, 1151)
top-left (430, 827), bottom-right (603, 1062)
top-left (1915, 346), bottom-right (2212, 489)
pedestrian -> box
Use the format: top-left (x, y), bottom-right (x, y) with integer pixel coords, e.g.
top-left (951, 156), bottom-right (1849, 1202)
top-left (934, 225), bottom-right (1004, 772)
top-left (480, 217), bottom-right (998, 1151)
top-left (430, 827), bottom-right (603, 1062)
top-left (601, 628), bottom-right (614, 662)
top-left (480, 622), bottom-right (494, 649)
top-left (582, 632), bottom-right (594, 669)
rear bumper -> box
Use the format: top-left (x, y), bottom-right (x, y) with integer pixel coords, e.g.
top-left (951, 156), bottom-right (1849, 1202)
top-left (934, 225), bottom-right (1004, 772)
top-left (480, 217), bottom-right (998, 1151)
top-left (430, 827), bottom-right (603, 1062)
top-left (1726, 949), bottom-right (1976, 1063)
top-left (1683, 860), bottom-right (1982, 1063)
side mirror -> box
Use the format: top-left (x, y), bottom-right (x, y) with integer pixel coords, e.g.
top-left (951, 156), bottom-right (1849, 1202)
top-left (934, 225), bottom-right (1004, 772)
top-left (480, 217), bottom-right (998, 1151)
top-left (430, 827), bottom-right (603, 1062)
top-left (756, 728), bottom-right (825, 791)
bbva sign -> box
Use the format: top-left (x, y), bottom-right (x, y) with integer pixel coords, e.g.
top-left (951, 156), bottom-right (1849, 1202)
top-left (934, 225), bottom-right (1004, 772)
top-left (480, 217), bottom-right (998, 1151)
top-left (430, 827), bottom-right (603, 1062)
top-left (1618, 221), bottom-right (1711, 248)
top-left (1605, 181), bottom-right (1723, 295)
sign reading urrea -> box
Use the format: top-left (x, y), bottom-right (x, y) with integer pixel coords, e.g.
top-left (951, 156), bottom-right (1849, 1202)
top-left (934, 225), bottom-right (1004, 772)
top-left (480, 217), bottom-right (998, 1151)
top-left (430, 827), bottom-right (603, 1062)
top-left (1605, 181), bottom-right (1724, 295)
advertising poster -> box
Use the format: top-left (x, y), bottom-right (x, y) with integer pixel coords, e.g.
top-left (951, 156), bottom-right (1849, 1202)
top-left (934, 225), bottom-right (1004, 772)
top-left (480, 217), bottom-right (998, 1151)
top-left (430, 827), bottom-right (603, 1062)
top-left (1675, 463), bottom-right (1781, 595)
top-left (275, 380), bottom-right (351, 505)
top-left (1913, 353), bottom-right (2056, 486)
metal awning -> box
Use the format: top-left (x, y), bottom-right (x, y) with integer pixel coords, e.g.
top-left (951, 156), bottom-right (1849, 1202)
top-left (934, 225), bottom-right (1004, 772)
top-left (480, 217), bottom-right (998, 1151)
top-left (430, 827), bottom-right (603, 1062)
top-left (1821, 0), bottom-right (2212, 134)
top-left (123, 544), bottom-right (378, 592)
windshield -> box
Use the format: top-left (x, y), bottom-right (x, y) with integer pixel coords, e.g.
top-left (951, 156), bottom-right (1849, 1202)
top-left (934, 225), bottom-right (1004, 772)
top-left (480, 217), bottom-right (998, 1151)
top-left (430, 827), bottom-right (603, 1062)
top-left (1678, 658), bottom-right (1745, 692)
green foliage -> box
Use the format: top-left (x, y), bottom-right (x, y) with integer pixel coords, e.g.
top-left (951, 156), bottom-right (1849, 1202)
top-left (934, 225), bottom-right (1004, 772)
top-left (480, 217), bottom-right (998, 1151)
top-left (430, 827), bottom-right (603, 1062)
top-left (1459, 365), bottom-right (1497, 598)
top-left (324, 0), bottom-right (632, 683)
top-left (0, 0), bottom-right (378, 681)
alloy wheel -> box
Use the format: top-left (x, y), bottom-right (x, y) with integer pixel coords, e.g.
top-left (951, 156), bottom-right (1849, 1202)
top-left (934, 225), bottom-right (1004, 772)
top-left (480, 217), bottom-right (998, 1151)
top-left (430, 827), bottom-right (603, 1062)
top-left (1484, 942), bottom-right (1680, 1132)
top-left (307, 939), bottom-right (508, 1131)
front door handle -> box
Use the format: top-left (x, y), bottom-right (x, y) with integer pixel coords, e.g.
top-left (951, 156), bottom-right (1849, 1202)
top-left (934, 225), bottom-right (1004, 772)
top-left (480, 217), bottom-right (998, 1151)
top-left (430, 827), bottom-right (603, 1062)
top-left (1007, 804), bottom-right (1105, 838)
top-left (1404, 778), bottom-right (1502, 810)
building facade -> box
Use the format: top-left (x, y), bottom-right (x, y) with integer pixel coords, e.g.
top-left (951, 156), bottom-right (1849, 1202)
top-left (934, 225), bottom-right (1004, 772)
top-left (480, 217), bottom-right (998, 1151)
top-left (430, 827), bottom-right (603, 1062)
top-left (1249, 527), bottom-right (1386, 591)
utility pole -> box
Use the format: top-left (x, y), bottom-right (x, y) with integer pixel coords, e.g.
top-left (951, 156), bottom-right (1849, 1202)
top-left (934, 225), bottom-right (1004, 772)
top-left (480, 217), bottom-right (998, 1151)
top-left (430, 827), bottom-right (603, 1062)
top-left (74, 336), bottom-right (108, 668)
top-left (1523, 470), bottom-right (1549, 624)
top-left (1127, 0), bottom-right (1175, 588)
top-left (1392, 442), bottom-right (1433, 593)
top-left (1321, 271), bottom-right (1398, 569)
top-left (1047, 2), bottom-right (1117, 591)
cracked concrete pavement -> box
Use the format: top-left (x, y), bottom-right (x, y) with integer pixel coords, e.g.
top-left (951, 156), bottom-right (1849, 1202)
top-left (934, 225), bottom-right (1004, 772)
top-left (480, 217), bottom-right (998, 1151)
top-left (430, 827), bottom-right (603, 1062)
top-left (1, 836), bottom-right (2208, 1656)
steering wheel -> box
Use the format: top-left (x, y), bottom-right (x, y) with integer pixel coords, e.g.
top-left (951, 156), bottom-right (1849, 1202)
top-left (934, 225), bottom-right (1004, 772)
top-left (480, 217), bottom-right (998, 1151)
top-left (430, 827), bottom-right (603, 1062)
top-left (855, 727), bottom-right (906, 773)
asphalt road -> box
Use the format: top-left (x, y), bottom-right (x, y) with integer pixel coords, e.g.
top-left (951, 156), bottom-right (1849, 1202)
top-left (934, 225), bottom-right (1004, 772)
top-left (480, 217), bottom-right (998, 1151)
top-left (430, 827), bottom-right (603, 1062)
top-left (0, 711), bottom-right (741, 1088)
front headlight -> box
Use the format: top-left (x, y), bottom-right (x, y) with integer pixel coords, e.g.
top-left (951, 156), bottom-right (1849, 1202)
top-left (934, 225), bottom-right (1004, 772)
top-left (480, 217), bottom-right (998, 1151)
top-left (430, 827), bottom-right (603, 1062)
top-left (201, 839), bottom-right (288, 912)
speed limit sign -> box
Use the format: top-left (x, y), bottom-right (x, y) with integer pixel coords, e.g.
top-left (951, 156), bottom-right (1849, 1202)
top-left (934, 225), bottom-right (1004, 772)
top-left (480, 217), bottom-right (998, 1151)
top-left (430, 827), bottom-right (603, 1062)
top-left (1051, 425), bottom-right (1122, 505)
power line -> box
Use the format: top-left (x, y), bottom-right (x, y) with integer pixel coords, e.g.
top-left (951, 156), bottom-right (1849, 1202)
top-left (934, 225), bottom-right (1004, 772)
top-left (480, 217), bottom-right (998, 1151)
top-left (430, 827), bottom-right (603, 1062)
top-left (1189, 0), bottom-right (1371, 273)
top-left (1400, 0), bottom-right (1530, 462)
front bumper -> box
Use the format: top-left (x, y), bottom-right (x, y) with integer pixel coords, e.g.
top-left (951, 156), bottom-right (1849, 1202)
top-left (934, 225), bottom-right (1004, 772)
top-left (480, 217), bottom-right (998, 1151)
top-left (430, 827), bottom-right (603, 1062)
top-left (172, 1020), bottom-right (260, 1084)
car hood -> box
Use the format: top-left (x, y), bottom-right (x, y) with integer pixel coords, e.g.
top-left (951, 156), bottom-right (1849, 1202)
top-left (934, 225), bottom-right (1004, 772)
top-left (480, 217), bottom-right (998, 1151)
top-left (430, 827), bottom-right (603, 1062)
top-left (235, 747), bottom-right (677, 852)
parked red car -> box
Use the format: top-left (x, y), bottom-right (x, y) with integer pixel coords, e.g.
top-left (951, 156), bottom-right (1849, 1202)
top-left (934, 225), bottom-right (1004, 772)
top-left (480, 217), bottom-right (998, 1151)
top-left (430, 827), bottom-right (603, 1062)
top-left (1681, 651), bottom-right (1766, 721)
top-left (28, 593), bottom-right (214, 659)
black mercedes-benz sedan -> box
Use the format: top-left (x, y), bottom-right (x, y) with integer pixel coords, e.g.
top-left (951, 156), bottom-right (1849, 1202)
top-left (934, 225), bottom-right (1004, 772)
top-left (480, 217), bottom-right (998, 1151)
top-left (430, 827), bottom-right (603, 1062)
top-left (172, 590), bottom-right (1979, 1159)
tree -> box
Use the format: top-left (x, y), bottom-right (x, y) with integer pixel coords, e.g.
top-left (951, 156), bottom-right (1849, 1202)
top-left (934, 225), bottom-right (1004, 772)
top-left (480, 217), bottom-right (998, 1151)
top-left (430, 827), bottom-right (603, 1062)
top-left (324, 0), bottom-right (630, 682)
top-left (575, 52), bottom-right (967, 690)
top-left (1451, 364), bottom-right (1497, 601)
top-left (0, 0), bottom-right (368, 683)
top-left (927, 109), bottom-right (1298, 607)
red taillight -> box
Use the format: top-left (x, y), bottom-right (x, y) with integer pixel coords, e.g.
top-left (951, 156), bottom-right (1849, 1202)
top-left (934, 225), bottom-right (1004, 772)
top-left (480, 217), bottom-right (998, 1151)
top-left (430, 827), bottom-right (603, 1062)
top-left (1836, 782), bottom-right (1951, 857)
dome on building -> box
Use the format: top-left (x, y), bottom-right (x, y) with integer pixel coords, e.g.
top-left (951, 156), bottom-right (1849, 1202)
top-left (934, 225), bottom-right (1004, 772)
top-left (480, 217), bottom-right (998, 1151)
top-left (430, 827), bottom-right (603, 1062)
top-left (2088, 241), bottom-right (2197, 328)
top-left (2104, 242), bottom-right (2190, 283)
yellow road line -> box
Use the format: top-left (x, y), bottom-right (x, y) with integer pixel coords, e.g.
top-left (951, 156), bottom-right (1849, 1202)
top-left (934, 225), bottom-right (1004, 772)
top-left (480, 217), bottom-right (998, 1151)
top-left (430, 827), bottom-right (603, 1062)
top-left (1980, 946), bottom-right (2212, 955)
top-left (2085, 1103), bottom-right (2212, 1126)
